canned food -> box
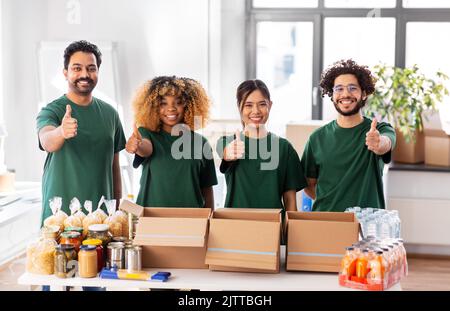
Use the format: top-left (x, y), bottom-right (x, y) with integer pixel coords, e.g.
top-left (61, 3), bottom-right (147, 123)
top-left (125, 246), bottom-right (142, 272)
top-left (107, 242), bottom-right (125, 269)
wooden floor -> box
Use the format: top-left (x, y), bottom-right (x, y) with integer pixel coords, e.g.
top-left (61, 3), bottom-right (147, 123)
top-left (1, 254), bottom-right (449, 291)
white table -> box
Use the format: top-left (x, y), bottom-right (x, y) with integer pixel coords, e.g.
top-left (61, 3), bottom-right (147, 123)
top-left (18, 247), bottom-right (402, 291)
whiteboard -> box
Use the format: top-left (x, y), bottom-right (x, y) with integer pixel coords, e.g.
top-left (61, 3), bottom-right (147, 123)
top-left (36, 41), bottom-right (120, 109)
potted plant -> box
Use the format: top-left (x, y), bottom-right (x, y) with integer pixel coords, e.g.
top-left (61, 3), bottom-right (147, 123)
top-left (365, 64), bottom-right (449, 164)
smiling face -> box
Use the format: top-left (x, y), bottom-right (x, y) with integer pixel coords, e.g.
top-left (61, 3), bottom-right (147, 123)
top-left (159, 95), bottom-right (185, 133)
top-left (332, 74), bottom-right (367, 116)
top-left (63, 51), bottom-right (98, 96)
top-left (240, 89), bottom-right (272, 130)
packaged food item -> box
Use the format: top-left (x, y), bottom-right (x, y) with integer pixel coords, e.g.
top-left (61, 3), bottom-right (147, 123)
top-left (43, 197), bottom-right (67, 231)
top-left (78, 245), bottom-right (98, 278)
top-left (55, 244), bottom-right (77, 278)
top-left (87, 224), bottom-right (112, 249)
top-left (107, 242), bottom-right (125, 269)
top-left (103, 199), bottom-right (123, 237)
top-left (41, 225), bottom-right (61, 243)
top-left (83, 239), bottom-right (104, 272)
top-left (114, 210), bottom-right (129, 238)
top-left (82, 200), bottom-right (103, 238)
top-left (339, 237), bottom-right (408, 291)
top-left (60, 231), bottom-right (82, 252)
top-left (63, 198), bottom-right (83, 229)
top-left (94, 196), bottom-right (108, 223)
top-left (64, 226), bottom-right (84, 244)
top-left (26, 236), bottom-right (57, 275)
top-left (340, 247), bottom-right (357, 277)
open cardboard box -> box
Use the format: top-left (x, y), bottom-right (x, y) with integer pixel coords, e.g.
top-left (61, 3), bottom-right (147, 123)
top-left (205, 208), bottom-right (281, 273)
top-left (422, 110), bottom-right (450, 167)
top-left (119, 200), bottom-right (210, 269)
top-left (286, 121), bottom-right (327, 156)
top-left (286, 211), bottom-right (359, 273)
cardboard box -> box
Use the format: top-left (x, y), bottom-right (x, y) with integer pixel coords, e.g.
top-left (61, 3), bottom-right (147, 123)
top-left (286, 121), bottom-right (327, 156)
top-left (0, 172), bottom-right (15, 192)
top-left (286, 211), bottom-right (359, 273)
top-left (393, 129), bottom-right (424, 164)
top-left (423, 111), bottom-right (450, 166)
top-left (205, 208), bottom-right (281, 273)
top-left (119, 200), bottom-right (210, 269)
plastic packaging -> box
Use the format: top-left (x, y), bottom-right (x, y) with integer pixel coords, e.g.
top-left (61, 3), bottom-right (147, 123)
top-left (103, 199), bottom-right (123, 237)
top-left (82, 200), bottom-right (103, 238)
top-left (63, 198), bottom-right (83, 229)
top-left (43, 197), bottom-right (68, 231)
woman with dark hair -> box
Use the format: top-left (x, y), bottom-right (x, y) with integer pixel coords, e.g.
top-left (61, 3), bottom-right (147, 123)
top-left (216, 79), bottom-right (307, 213)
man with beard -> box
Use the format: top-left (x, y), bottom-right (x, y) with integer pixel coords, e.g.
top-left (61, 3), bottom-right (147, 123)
top-left (301, 59), bottom-right (396, 212)
top-left (36, 40), bottom-right (126, 224)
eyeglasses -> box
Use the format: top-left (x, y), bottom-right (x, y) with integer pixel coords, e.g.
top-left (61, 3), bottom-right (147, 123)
top-left (332, 84), bottom-right (361, 95)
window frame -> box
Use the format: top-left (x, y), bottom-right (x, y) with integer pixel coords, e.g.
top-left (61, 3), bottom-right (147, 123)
top-left (246, 0), bottom-right (450, 119)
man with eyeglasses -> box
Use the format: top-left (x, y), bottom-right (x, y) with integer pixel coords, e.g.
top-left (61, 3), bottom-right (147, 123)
top-left (300, 59), bottom-right (396, 212)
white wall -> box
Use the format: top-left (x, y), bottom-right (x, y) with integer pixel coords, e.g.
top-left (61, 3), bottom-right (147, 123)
top-left (1, 0), bottom-right (246, 182)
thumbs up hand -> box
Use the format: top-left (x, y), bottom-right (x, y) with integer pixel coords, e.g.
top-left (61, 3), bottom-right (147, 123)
top-left (223, 130), bottom-right (245, 161)
top-left (125, 123), bottom-right (142, 154)
top-left (60, 104), bottom-right (78, 139)
top-left (365, 118), bottom-right (381, 153)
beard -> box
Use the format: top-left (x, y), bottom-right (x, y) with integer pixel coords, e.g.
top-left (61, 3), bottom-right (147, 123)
top-left (72, 78), bottom-right (96, 95)
top-left (333, 97), bottom-right (365, 116)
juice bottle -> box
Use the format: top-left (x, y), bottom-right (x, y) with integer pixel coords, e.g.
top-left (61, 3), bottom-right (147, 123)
top-left (340, 247), bottom-right (357, 277)
top-left (356, 249), bottom-right (370, 280)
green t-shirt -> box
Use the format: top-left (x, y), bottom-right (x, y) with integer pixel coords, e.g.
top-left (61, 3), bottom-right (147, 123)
top-left (217, 132), bottom-right (307, 210)
top-left (301, 117), bottom-right (396, 212)
top-left (36, 95), bottom-right (126, 224)
top-left (134, 128), bottom-right (218, 208)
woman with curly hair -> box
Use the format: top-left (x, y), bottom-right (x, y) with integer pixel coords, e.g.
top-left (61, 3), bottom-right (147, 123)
top-left (216, 79), bottom-right (307, 215)
top-left (301, 59), bottom-right (396, 212)
top-left (125, 76), bottom-right (217, 209)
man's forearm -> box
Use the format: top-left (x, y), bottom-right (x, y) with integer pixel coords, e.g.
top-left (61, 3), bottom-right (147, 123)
top-left (39, 126), bottom-right (65, 153)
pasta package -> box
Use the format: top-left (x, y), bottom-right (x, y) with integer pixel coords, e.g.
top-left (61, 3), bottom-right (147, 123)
top-left (26, 238), bottom-right (57, 275)
top-left (63, 197), bottom-right (82, 228)
top-left (43, 197), bottom-right (66, 231)
top-left (103, 199), bottom-right (123, 237)
top-left (82, 200), bottom-right (102, 238)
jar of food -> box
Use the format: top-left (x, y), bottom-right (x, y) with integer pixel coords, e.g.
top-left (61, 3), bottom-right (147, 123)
top-left (82, 239), bottom-right (104, 272)
top-left (60, 231), bottom-right (82, 252)
top-left (87, 224), bottom-right (112, 248)
top-left (55, 244), bottom-right (77, 278)
top-left (78, 245), bottom-right (98, 278)
top-left (40, 225), bottom-right (61, 243)
top-left (64, 227), bottom-right (83, 243)
top-left (107, 242), bottom-right (125, 269)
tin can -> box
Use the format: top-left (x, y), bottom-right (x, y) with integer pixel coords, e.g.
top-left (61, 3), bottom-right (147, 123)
top-left (107, 242), bottom-right (125, 269)
top-left (125, 246), bottom-right (142, 272)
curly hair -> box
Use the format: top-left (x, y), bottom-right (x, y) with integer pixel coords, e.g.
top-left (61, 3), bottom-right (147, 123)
top-left (320, 59), bottom-right (376, 99)
top-left (64, 40), bottom-right (102, 69)
top-left (133, 76), bottom-right (211, 131)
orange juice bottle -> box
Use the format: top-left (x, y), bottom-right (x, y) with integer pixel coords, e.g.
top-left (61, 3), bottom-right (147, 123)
top-left (340, 247), bottom-right (357, 277)
top-left (367, 250), bottom-right (382, 284)
top-left (356, 249), bottom-right (370, 280)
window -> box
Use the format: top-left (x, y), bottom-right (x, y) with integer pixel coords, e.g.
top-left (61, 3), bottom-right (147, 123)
top-left (247, 0), bottom-right (450, 123)
top-left (325, 0), bottom-right (396, 8)
top-left (403, 0), bottom-right (450, 8)
top-left (323, 18), bottom-right (396, 120)
top-left (256, 22), bottom-right (314, 132)
top-left (253, 0), bottom-right (318, 8)
top-left (406, 22), bottom-right (450, 133)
